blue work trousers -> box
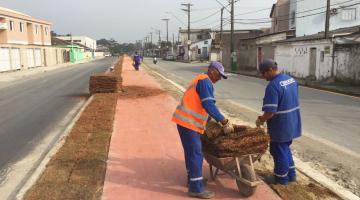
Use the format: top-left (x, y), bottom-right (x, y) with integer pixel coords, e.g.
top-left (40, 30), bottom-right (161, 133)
top-left (133, 63), bottom-right (140, 70)
top-left (177, 125), bottom-right (204, 193)
top-left (269, 141), bottom-right (296, 184)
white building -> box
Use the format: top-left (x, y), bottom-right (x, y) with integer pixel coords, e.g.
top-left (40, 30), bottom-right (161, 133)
top-left (55, 36), bottom-right (96, 50)
top-left (274, 26), bottom-right (360, 83)
top-left (189, 38), bottom-right (212, 61)
top-left (296, 0), bottom-right (360, 36)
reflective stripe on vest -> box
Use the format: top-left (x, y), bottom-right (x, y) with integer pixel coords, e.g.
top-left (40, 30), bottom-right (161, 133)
top-left (172, 74), bottom-right (210, 134)
top-left (173, 112), bottom-right (205, 130)
top-left (176, 105), bottom-right (208, 121)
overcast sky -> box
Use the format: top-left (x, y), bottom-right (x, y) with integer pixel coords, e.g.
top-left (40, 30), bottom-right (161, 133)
top-left (0, 0), bottom-right (277, 43)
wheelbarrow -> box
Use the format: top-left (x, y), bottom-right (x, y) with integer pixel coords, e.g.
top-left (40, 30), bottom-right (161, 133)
top-left (203, 151), bottom-right (263, 197)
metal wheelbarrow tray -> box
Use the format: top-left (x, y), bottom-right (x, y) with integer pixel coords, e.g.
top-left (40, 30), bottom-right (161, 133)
top-left (203, 151), bottom-right (263, 197)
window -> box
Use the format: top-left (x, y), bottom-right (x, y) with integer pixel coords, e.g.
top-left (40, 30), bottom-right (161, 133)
top-left (342, 8), bottom-right (356, 21)
top-left (320, 51), bottom-right (325, 62)
top-left (9, 20), bottom-right (14, 31)
top-left (198, 49), bottom-right (201, 54)
top-left (20, 22), bottom-right (24, 32)
top-left (204, 40), bottom-right (208, 44)
top-left (197, 35), bottom-right (202, 40)
top-left (291, 11), bottom-right (296, 26)
top-left (35, 25), bottom-right (39, 34)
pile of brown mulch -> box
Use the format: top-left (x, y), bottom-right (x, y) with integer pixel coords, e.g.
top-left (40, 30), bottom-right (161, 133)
top-left (202, 121), bottom-right (270, 158)
top-left (89, 56), bottom-right (124, 94)
top-left (89, 74), bottom-right (121, 94)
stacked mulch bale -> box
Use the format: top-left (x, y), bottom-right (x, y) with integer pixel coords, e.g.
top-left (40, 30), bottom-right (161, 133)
top-left (89, 56), bottom-right (125, 94)
top-left (202, 120), bottom-right (270, 158)
top-left (89, 74), bottom-right (120, 94)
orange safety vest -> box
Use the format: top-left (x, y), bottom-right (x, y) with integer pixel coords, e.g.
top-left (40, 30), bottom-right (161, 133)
top-left (172, 74), bottom-right (210, 134)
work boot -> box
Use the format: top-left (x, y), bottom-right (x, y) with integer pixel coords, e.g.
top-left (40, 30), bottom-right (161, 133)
top-left (263, 175), bottom-right (288, 185)
top-left (188, 190), bottom-right (215, 199)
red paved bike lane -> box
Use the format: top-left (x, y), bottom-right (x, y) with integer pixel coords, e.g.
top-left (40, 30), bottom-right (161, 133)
top-left (102, 56), bottom-right (281, 200)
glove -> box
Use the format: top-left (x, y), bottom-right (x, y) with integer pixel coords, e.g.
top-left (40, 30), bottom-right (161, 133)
top-left (221, 119), bottom-right (234, 134)
top-left (256, 116), bottom-right (265, 127)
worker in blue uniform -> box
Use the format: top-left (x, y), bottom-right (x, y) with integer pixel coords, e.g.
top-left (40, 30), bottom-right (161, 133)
top-left (133, 52), bottom-right (141, 71)
top-left (256, 59), bottom-right (302, 185)
top-left (172, 61), bottom-right (234, 199)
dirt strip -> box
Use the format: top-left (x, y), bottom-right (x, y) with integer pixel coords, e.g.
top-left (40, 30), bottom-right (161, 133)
top-left (24, 93), bottom-right (118, 200)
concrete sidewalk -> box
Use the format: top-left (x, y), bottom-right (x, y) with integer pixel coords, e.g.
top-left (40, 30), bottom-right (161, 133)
top-left (102, 57), bottom-right (281, 200)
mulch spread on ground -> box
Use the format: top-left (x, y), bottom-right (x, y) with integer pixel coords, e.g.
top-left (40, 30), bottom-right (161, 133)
top-left (24, 56), bottom-right (125, 200)
top-left (202, 121), bottom-right (269, 158)
top-left (24, 93), bottom-right (118, 200)
top-left (119, 85), bottom-right (165, 99)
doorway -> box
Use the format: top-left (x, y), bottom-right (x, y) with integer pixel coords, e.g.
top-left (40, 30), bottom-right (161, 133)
top-left (309, 48), bottom-right (317, 77)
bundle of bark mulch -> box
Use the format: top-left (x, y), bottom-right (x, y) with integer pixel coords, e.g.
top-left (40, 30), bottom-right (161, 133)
top-left (202, 121), bottom-right (270, 158)
top-left (89, 74), bottom-right (121, 94)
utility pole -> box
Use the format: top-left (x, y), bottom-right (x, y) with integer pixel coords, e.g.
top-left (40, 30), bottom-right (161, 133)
top-left (325, 0), bottom-right (330, 39)
top-left (220, 7), bottom-right (224, 43)
top-left (172, 33), bottom-right (175, 54)
top-left (150, 32), bottom-right (153, 56)
top-left (230, 0), bottom-right (236, 71)
top-left (161, 18), bottom-right (169, 44)
top-left (181, 3), bottom-right (193, 62)
top-left (158, 30), bottom-right (161, 46)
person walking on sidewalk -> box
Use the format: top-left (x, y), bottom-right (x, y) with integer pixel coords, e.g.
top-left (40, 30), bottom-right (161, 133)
top-left (133, 52), bottom-right (141, 71)
top-left (172, 61), bottom-right (234, 199)
top-left (256, 59), bottom-right (302, 185)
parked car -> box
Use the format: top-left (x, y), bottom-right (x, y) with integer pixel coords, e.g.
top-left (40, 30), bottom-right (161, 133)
top-left (164, 54), bottom-right (175, 61)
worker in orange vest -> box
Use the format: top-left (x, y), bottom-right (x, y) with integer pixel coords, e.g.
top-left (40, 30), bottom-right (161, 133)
top-left (172, 61), bottom-right (233, 199)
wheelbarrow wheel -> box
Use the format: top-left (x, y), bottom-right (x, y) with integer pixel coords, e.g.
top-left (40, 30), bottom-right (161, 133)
top-left (236, 164), bottom-right (257, 197)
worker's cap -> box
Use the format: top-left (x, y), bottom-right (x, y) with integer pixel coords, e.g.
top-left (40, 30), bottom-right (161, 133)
top-left (259, 59), bottom-right (278, 72)
top-left (209, 61), bottom-right (227, 79)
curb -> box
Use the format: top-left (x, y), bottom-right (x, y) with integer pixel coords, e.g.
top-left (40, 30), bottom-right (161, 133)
top-left (14, 96), bottom-right (94, 200)
top-left (144, 63), bottom-right (360, 200)
top-left (228, 71), bottom-right (360, 98)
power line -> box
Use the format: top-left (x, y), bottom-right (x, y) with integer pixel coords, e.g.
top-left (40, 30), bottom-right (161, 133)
top-left (234, 0), bottom-right (305, 17)
top-left (192, 7), bottom-right (221, 11)
top-left (233, 1), bottom-right (360, 24)
top-left (213, 0), bottom-right (231, 13)
top-left (191, 9), bottom-right (222, 23)
top-left (233, 0), bottom-right (359, 22)
top-left (166, 11), bottom-right (186, 26)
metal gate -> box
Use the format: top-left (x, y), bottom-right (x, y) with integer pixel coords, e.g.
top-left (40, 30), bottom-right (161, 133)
top-left (11, 48), bottom-right (21, 70)
top-left (27, 49), bottom-right (35, 68)
top-left (0, 48), bottom-right (11, 72)
top-left (34, 48), bottom-right (42, 66)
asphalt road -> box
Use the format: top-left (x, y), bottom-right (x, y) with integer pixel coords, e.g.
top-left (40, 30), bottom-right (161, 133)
top-left (0, 58), bottom-right (115, 196)
top-left (144, 58), bottom-right (360, 155)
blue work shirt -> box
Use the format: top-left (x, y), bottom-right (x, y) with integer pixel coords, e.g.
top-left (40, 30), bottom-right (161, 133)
top-left (133, 55), bottom-right (141, 64)
top-left (262, 73), bottom-right (301, 142)
top-left (196, 76), bottom-right (225, 122)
